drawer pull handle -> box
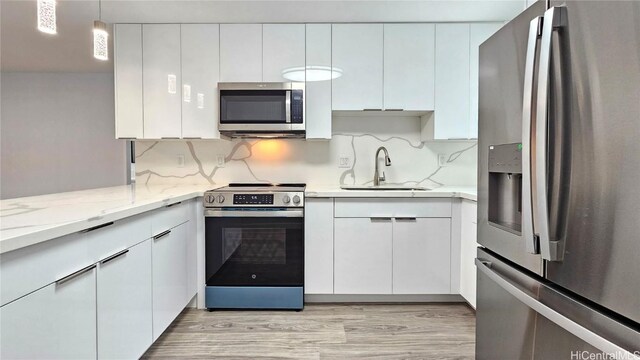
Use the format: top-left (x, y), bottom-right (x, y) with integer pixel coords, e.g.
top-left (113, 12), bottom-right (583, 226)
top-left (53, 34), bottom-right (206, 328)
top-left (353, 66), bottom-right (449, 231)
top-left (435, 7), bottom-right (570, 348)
top-left (370, 217), bottom-right (392, 221)
top-left (100, 249), bottom-right (129, 265)
top-left (153, 229), bottom-right (172, 240)
top-left (56, 264), bottom-right (96, 285)
top-left (395, 217), bottom-right (417, 221)
top-left (80, 221), bottom-right (114, 233)
top-left (362, 108), bottom-right (382, 111)
top-left (384, 108), bottom-right (404, 111)
top-left (165, 201), bottom-right (182, 208)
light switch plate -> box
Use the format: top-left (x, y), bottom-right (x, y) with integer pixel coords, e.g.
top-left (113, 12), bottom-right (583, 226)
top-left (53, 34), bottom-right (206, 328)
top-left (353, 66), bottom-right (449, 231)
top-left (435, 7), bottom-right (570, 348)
top-left (438, 154), bottom-right (448, 167)
top-left (216, 154), bottom-right (226, 168)
top-left (339, 156), bottom-right (352, 168)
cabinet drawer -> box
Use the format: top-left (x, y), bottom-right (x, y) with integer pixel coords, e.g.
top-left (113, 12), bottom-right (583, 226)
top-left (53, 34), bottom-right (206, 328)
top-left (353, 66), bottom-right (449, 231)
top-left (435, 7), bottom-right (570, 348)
top-left (1, 215), bottom-right (151, 307)
top-left (151, 201), bottom-right (189, 236)
top-left (1, 233), bottom-right (90, 306)
top-left (87, 214), bottom-right (152, 263)
top-left (334, 198), bottom-right (451, 218)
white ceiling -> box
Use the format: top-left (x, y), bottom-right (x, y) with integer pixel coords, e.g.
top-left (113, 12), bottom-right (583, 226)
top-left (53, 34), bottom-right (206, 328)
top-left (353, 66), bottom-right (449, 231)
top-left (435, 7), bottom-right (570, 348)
top-left (1, 0), bottom-right (526, 73)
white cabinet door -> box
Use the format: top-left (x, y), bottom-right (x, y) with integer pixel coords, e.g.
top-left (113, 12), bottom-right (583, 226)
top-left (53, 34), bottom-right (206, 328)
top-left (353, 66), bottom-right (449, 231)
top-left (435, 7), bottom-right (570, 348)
top-left (392, 218), bottom-right (451, 294)
top-left (97, 239), bottom-right (152, 360)
top-left (263, 24), bottom-right (305, 82)
top-left (459, 200), bottom-right (478, 308)
top-left (433, 24), bottom-right (471, 139)
top-left (152, 222), bottom-right (188, 340)
top-left (114, 24), bottom-right (143, 139)
top-left (332, 24), bottom-right (383, 111)
top-left (181, 24), bottom-right (220, 139)
top-left (220, 24), bottom-right (262, 82)
top-left (384, 24), bottom-right (435, 111)
top-left (0, 267), bottom-right (97, 360)
top-left (143, 24), bottom-right (182, 139)
top-left (304, 198), bottom-right (334, 294)
top-left (305, 24), bottom-right (332, 140)
top-left (334, 218), bottom-right (392, 294)
top-left (469, 23), bottom-right (503, 139)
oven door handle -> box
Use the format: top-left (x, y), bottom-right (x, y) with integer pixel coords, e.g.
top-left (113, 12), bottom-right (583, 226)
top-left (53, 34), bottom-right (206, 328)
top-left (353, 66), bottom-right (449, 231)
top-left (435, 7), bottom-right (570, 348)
top-left (205, 209), bottom-right (304, 218)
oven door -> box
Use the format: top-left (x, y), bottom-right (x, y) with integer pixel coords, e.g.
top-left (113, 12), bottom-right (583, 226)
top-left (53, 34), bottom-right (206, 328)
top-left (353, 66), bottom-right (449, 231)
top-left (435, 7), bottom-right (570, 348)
top-left (205, 209), bottom-right (304, 287)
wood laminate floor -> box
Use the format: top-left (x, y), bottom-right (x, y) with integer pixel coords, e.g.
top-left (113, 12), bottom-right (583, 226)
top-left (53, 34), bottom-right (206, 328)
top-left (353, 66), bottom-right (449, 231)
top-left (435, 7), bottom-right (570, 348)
top-left (142, 304), bottom-right (475, 359)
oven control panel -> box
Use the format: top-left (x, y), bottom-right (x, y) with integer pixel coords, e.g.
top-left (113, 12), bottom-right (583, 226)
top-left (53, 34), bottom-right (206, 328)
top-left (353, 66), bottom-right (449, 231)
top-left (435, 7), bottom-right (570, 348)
top-left (234, 194), bottom-right (274, 205)
top-left (204, 191), bottom-right (304, 208)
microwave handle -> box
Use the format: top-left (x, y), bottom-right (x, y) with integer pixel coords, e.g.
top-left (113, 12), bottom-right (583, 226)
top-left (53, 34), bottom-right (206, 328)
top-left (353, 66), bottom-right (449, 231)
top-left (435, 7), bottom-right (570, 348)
top-left (285, 91), bottom-right (291, 123)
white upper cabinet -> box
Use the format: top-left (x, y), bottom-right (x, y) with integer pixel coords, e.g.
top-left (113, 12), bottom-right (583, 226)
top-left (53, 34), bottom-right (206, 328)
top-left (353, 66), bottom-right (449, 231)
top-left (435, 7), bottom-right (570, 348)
top-left (262, 24), bottom-right (305, 82)
top-left (305, 24), bottom-right (332, 140)
top-left (383, 24), bottom-right (435, 111)
top-left (143, 24), bottom-right (182, 139)
top-left (181, 24), bottom-right (220, 139)
top-left (432, 23), bottom-right (471, 140)
top-left (332, 24), bottom-right (384, 111)
top-left (114, 24), bottom-right (143, 139)
top-left (469, 23), bottom-right (503, 138)
top-left (220, 24), bottom-right (263, 82)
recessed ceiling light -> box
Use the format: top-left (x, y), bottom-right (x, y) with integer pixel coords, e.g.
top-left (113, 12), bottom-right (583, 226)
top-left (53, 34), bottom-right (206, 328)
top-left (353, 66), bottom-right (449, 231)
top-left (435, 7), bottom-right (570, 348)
top-left (282, 66), bottom-right (343, 82)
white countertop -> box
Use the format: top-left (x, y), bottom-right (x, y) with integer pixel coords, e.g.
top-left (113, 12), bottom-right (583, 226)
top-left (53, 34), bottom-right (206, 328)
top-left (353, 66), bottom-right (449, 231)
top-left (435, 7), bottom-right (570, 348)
top-left (0, 184), bottom-right (212, 254)
top-left (0, 183), bottom-right (476, 255)
top-left (305, 185), bottom-right (477, 202)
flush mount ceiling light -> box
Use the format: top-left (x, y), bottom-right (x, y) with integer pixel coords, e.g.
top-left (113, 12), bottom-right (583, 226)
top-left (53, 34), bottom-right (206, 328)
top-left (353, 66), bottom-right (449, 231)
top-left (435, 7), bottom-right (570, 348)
top-left (282, 66), bottom-right (343, 82)
top-left (37, 0), bottom-right (57, 34)
top-left (93, 0), bottom-right (108, 61)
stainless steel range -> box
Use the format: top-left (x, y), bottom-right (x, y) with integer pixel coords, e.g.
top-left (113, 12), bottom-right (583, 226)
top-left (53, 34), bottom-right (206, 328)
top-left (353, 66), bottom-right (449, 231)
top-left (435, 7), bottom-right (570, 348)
top-left (203, 183), bottom-right (305, 310)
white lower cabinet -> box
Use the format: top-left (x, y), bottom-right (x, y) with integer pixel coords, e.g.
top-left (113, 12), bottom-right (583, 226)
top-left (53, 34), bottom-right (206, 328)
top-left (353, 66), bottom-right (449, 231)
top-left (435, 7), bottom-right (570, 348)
top-left (334, 218), bottom-right (393, 294)
top-left (392, 218), bottom-right (451, 294)
top-left (304, 198), bottom-right (335, 294)
top-left (152, 221), bottom-right (189, 340)
top-left (0, 267), bottom-right (97, 360)
top-left (97, 239), bottom-right (152, 360)
top-left (459, 200), bottom-right (478, 308)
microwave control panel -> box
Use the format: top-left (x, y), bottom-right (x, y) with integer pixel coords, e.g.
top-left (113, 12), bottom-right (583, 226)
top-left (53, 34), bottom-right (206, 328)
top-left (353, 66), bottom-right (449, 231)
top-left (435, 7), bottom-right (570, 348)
top-left (291, 90), bottom-right (304, 124)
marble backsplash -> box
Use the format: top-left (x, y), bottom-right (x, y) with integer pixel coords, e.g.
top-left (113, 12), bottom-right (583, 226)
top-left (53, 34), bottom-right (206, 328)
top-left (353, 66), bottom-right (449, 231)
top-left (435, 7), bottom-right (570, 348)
top-left (134, 116), bottom-right (478, 189)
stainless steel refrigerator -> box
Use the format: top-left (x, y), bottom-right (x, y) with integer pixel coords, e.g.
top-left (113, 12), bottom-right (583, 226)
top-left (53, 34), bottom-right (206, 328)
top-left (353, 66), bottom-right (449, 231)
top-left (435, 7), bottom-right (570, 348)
top-left (476, 1), bottom-right (640, 358)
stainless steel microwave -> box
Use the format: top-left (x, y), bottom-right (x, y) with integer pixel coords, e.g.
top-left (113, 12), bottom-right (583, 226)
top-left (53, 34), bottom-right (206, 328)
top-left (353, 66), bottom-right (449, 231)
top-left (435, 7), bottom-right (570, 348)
top-left (218, 82), bottom-right (305, 138)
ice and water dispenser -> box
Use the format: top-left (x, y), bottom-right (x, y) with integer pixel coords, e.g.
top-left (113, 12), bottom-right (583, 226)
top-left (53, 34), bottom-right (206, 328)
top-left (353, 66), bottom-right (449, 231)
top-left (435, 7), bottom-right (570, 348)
top-left (488, 143), bottom-right (523, 235)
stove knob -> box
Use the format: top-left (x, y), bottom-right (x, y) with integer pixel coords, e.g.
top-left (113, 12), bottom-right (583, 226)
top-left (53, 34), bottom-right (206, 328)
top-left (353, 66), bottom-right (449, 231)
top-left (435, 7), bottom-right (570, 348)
top-left (207, 195), bottom-right (215, 203)
top-left (293, 195), bottom-right (301, 204)
top-left (217, 195), bottom-right (225, 204)
top-left (282, 195), bottom-right (291, 204)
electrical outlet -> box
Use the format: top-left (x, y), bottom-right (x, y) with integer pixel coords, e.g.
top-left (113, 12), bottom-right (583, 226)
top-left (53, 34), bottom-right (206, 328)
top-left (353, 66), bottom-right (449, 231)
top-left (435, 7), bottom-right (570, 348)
top-left (216, 154), bottom-right (226, 168)
top-left (438, 154), bottom-right (448, 167)
top-left (339, 156), bottom-right (352, 168)
top-left (177, 154), bottom-right (185, 168)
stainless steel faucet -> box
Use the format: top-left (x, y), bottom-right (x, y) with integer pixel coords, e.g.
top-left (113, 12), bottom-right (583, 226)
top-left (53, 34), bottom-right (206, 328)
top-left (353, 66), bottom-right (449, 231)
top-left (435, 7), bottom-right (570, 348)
top-left (373, 146), bottom-right (392, 186)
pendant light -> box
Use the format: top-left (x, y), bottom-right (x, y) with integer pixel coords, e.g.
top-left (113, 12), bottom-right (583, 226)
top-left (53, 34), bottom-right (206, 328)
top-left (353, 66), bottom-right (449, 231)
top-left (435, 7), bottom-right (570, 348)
top-left (37, 0), bottom-right (57, 34)
top-left (93, 0), bottom-right (108, 61)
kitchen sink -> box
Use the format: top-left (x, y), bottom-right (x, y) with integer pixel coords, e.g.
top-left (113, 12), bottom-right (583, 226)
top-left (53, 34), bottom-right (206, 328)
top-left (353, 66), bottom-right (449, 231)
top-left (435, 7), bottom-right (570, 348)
top-left (340, 185), bottom-right (430, 191)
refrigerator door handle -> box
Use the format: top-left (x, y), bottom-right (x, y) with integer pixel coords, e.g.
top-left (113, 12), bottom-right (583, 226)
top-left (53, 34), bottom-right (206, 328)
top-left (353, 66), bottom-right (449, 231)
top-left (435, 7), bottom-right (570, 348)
top-left (535, 6), bottom-right (566, 261)
top-left (475, 258), bottom-right (638, 358)
top-left (522, 16), bottom-right (543, 255)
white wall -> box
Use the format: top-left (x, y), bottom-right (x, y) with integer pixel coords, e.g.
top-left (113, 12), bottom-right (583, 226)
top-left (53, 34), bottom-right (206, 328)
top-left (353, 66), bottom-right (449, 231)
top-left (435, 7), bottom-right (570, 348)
top-left (135, 116), bottom-right (477, 188)
top-left (0, 72), bottom-right (128, 199)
